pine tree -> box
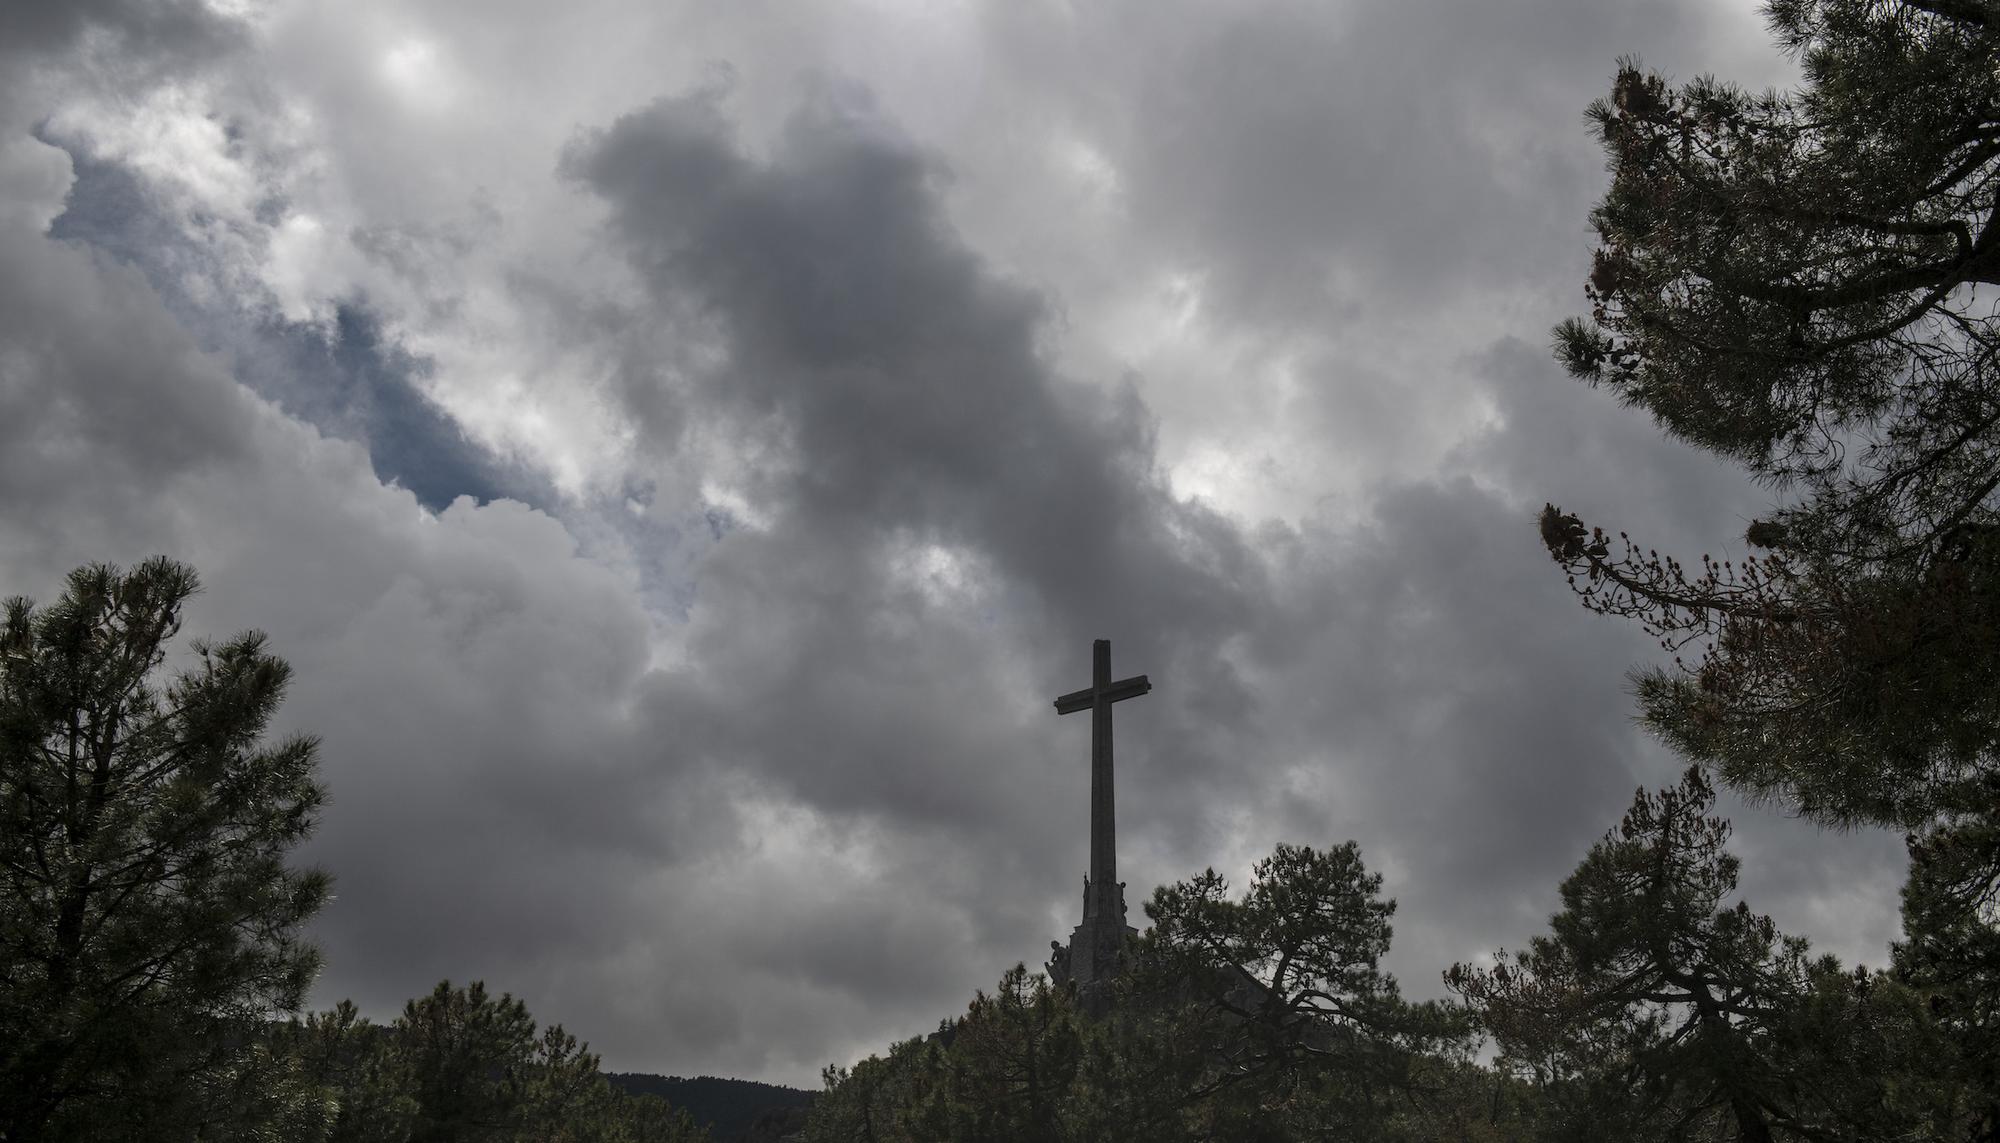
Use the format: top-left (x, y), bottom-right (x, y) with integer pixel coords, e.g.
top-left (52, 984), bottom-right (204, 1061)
top-left (943, 966), bottom-right (1084, 1143)
top-left (398, 981), bottom-right (539, 1143)
top-left (1451, 771), bottom-right (1966, 1142)
top-left (1135, 843), bottom-right (1469, 1139)
top-left (284, 1000), bottom-right (420, 1143)
top-left (0, 559), bottom-right (330, 1142)
top-left (1542, 0), bottom-right (2000, 831)
top-left (388, 980), bottom-right (706, 1143)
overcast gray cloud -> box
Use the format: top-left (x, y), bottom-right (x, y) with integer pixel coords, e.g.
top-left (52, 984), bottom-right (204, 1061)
top-left (0, 0), bottom-right (1905, 1087)
top-left (0, 0), bottom-right (237, 74)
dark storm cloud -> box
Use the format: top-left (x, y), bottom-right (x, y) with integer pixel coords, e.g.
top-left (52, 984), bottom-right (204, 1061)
top-left (566, 88), bottom-right (1139, 544)
top-left (0, 0), bottom-right (237, 68)
top-left (0, 212), bottom-right (260, 560)
top-left (566, 87), bottom-right (1271, 824)
top-left (988, 0), bottom-right (1732, 329)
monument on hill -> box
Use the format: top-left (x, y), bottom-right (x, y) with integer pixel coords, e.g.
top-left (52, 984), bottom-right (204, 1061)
top-left (1046, 639), bottom-right (1150, 1014)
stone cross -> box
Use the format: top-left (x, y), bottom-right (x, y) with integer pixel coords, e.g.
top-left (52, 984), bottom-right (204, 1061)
top-left (1052, 639), bottom-right (1149, 1004)
top-left (1054, 639), bottom-right (1150, 912)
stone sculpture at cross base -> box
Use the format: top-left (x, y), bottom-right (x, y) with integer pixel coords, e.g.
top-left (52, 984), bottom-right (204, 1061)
top-left (1046, 639), bottom-right (1149, 1017)
top-left (1049, 875), bottom-right (1139, 1017)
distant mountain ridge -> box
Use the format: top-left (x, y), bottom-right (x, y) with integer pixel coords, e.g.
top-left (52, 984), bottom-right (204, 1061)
top-left (604, 1073), bottom-right (815, 1142)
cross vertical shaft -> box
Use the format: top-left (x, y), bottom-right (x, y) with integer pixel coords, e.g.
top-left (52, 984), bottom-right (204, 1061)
top-left (1090, 639), bottom-right (1116, 909)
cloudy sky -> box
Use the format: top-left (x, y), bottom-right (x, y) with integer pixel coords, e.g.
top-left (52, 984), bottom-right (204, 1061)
top-left (3, 0), bottom-right (1908, 1086)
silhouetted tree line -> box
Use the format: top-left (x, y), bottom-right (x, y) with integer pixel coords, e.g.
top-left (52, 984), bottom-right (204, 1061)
top-left (804, 772), bottom-right (1985, 1141)
top-left (604, 1074), bottom-right (815, 1142)
top-left (810, 1), bottom-right (2000, 1139)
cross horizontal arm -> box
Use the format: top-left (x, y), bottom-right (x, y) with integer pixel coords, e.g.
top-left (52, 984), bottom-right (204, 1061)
top-left (1053, 674), bottom-right (1152, 715)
